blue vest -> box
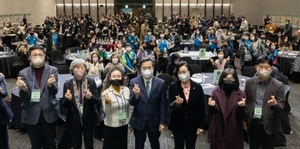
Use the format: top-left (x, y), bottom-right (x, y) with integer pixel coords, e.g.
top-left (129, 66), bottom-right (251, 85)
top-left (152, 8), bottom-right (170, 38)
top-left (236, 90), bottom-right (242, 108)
top-left (194, 34), bottom-right (203, 47)
top-left (27, 35), bottom-right (37, 46)
top-left (158, 39), bottom-right (168, 53)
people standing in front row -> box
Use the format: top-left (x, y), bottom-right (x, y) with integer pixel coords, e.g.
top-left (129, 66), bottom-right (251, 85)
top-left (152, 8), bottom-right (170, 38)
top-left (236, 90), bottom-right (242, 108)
top-left (16, 46), bottom-right (59, 149)
top-left (129, 57), bottom-right (168, 149)
top-left (168, 61), bottom-right (207, 149)
top-left (101, 67), bottom-right (131, 149)
top-left (0, 74), bottom-right (13, 149)
top-left (244, 55), bottom-right (285, 149)
top-left (208, 68), bottom-right (247, 149)
top-left (62, 59), bottom-right (100, 149)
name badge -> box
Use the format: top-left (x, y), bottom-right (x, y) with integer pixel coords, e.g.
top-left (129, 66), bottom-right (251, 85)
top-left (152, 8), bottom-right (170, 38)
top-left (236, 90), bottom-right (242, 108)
top-left (31, 89), bottom-right (41, 102)
top-left (79, 105), bottom-right (84, 115)
top-left (253, 107), bottom-right (262, 119)
top-left (118, 112), bottom-right (126, 122)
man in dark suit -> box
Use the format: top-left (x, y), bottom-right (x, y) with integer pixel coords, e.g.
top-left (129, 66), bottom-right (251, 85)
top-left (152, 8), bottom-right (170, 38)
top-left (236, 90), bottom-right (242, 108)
top-left (0, 75), bottom-right (13, 149)
top-left (129, 57), bottom-right (168, 149)
top-left (244, 55), bottom-right (285, 149)
top-left (16, 46), bottom-right (59, 149)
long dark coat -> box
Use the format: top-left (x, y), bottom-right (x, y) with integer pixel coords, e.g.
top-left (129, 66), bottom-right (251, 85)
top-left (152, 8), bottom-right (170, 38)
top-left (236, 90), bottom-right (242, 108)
top-left (209, 87), bottom-right (246, 149)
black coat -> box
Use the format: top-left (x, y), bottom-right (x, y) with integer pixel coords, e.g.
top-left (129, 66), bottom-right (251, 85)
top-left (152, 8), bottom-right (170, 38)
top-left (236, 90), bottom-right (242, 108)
top-left (168, 80), bottom-right (208, 134)
top-left (62, 77), bottom-right (100, 127)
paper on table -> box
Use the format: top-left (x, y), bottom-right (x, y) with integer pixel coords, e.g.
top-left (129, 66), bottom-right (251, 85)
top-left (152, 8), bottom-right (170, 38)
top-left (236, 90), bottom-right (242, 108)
top-left (201, 83), bottom-right (215, 89)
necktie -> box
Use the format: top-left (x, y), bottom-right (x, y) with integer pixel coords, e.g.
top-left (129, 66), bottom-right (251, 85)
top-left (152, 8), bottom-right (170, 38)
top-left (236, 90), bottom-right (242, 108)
top-left (146, 81), bottom-right (150, 98)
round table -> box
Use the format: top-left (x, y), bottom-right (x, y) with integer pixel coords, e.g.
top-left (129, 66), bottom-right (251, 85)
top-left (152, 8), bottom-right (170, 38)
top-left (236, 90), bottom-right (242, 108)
top-left (191, 73), bottom-right (250, 96)
top-left (11, 41), bottom-right (43, 46)
top-left (0, 52), bottom-right (18, 77)
top-left (277, 52), bottom-right (297, 75)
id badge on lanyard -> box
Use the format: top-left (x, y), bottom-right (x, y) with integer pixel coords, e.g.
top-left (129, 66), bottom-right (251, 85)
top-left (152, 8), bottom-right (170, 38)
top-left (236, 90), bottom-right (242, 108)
top-left (253, 107), bottom-right (262, 119)
top-left (30, 73), bottom-right (41, 102)
top-left (115, 93), bottom-right (127, 123)
top-left (79, 104), bottom-right (84, 116)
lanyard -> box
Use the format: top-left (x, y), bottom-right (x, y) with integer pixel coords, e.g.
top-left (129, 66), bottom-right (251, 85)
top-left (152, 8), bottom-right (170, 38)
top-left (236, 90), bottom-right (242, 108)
top-left (32, 72), bottom-right (36, 89)
top-left (113, 92), bottom-right (126, 112)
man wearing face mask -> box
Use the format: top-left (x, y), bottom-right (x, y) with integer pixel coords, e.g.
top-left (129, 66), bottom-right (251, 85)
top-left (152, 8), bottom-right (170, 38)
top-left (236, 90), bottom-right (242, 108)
top-left (129, 57), bottom-right (167, 149)
top-left (244, 55), bottom-right (285, 149)
top-left (154, 21), bottom-right (165, 39)
top-left (26, 28), bottom-right (42, 47)
top-left (145, 29), bottom-right (156, 43)
top-left (15, 46), bottom-right (59, 149)
top-left (127, 31), bottom-right (139, 52)
top-left (157, 32), bottom-right (170, 73)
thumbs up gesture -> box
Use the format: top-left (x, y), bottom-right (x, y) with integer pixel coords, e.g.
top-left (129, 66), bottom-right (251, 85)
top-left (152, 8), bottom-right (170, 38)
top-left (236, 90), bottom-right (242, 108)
top-left (85, 89), bottom-right (92, 99)
top-left (175, 95), bottom-right (184, 105)
top-left (47, 74), bottom-right (56, 87)
top-left (237, 98), bottom-right (246, 107)
top-left (208, 97), bottom-right (216, 107)
top-left (65, 89), bottom-right (72, 101)
top-left (267, 95), bottom-right (277, 106)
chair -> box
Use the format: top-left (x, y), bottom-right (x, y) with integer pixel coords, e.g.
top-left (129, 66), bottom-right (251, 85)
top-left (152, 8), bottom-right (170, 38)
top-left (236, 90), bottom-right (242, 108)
top-left (278, 75), bottom-right (292, 134)
top-left (189, 64), bottom-right (202, 74)
top-left (181, 56), bottom-right (193, 64)
top-left (55, 65), bottom-right (70, 74)
top-left (241, 66), bottom-right (256, 77)
top-left (157, 73), bottom-right (173, 87)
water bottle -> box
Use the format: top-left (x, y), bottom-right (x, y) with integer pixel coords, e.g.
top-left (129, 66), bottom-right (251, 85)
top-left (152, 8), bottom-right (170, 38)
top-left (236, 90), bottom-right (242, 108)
top-left (184, 46), bottom-right (188, 53)
top-left (213, 48), bottom-right (216, 55)
top-left (202, 72), bottom-right (205, 83)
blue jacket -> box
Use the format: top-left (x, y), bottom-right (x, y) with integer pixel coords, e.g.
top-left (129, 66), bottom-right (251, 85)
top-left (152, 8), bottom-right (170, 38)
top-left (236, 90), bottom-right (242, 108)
top-left (129, 76), bottom-right (168, 131)
top-left (27, 35), bottom-right (37, 46)
top-left (0, 76), bottom-right (13, 125)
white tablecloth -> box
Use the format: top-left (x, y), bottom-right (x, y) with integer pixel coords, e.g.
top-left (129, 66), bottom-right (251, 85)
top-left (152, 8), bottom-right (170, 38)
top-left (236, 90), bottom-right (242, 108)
top-left (178, 51), bottom-right (215, 60)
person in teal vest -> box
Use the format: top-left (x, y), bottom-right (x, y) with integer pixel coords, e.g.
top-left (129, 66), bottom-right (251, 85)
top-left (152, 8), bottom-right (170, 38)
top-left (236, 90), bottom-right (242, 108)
top-left (127, 30), bottom-right (139, 52)
top-left (157, 32), bottom-right (170, 73)
top-left (121, 43), bottom-right (137, 84)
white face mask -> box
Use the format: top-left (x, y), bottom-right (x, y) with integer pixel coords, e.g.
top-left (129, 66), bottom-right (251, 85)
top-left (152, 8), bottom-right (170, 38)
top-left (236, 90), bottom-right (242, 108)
top-left (178, 73), bottom-right (190, 82)
top-left (117, 44), bottom-right (122, 48)
top-left (218, 54), bottom-right (224, 59)
top-left (148, 32), bottom-right (151, 35)
top-left (31, 56), bottom-right (45, 66)
top-left (112, 58), bottom-right (118, 64)
top-left (142, 69), bottom-right (153, 78)
top-left (160, 34), bottom-right (165, 38)
top-left (266, 43), bottom-right (270, 46)
top-left (244, 37), bottom-right (249, 40)
top-left (231, 37), bottom-right (235, 40)
top-left (257, 69), bottom-right (271, 78)
top-left (250, 37), bottom-right (255, 41)
top-left (126, 47), bottom-right (132, 52)
top-left (271, 46), bottom-right (276, 50)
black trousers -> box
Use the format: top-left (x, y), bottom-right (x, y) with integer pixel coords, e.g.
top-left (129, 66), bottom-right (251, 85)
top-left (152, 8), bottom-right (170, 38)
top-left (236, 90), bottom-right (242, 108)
top-left (25, 114), bottom-right (57, 149)
top-left (103, 125), bottom-right (128, 149)
top-left (172, 131), bottom-right (197, 149)
top-left (133, 120), bottom-right (161, 149)
top-left (0, 124), bottom-right (9, 149)
top-left (70, 119), bottom-right (95, 149)
top-left (248, 119), bottom-right (276, 149)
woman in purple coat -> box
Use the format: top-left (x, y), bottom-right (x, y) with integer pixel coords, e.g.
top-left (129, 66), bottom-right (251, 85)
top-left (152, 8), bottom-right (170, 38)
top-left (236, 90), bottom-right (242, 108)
top-left (208, 68), bottom-right (247, 149)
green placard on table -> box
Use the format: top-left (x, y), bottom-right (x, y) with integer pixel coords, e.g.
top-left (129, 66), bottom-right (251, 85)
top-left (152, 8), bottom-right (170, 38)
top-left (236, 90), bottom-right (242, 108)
top-left (213, 69), bottom-right (223, 84)
top-left (81, 50), bottom-right (89, 59)
top-left (199, 48), bottom-right (206, 59)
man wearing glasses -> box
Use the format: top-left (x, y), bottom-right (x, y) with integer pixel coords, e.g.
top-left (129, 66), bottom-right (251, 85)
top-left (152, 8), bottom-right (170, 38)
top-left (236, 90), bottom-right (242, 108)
top-left (15, 46), bottom-right (59, 149)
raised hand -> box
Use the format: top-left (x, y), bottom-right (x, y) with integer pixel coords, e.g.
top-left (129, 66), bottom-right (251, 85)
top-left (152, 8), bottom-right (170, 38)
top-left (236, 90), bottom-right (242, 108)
top-left (175, 95), bottom-right (184, 105)
top-left (237, 98), bottom-right (246, 107)
top-left (16, 77), bottom-right (27, 91)
top-left (267, 95), bottom-right (277, 106)
top-left (47, 74), bottom-right (56, 87)
top-left (132, 84), bottom-right (140, 98)
top-left (208, 97), bottom-right (216, 107)
top-left (102, 92), bottom-right (111, 104)
top-left (85, 89), bottom-right (92, 99)
top-left (196, 128), bottom-right (204, 135)
top-left (65, 89), bottom-right (72, 100)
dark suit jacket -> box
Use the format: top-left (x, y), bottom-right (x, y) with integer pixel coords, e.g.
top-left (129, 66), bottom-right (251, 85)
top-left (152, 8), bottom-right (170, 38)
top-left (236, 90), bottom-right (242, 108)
top-left (0, 76), bottom-right (13, 125)
top-left (62, 77), bottom-right (100, 127)
top-left (244, 77), bottom-right (285, 135)
top-left (168, 80), bottom-right (207, 135)
top-left (129, 76), bottom-right (168, 131)
top-left (19, 65), bottom-right (59, 125)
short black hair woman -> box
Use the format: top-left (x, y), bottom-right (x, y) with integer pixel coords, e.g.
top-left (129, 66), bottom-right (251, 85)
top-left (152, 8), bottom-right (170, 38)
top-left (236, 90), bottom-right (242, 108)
top-left (168, 61), bottom-right (207, 149)
top-left (62, 59), bottom-right (101, 149)
top-left (208, 68), bottom-right (247, 149)
top-left (101, 66), bottom-right (131, 149)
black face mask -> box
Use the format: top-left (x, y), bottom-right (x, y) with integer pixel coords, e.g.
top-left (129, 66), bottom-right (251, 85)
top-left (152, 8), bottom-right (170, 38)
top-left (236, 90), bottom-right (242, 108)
top-left (223, 80), bottom-right (235, 93)
top-left (110, 79), bottom-right (123, 86)
top-left (30, 32), bottom-right (34, 35)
